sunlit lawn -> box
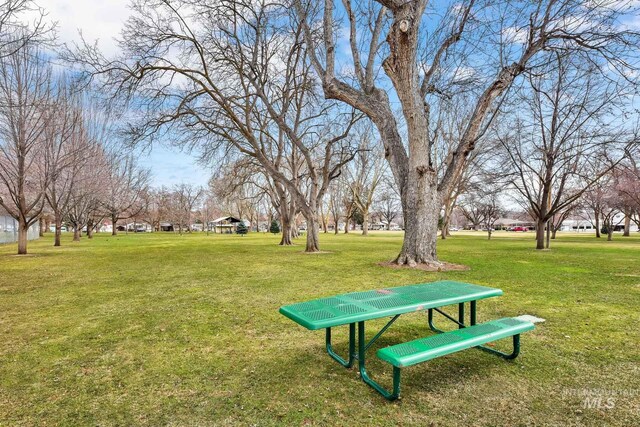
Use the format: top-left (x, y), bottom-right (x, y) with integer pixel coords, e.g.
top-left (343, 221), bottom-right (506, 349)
top-left (1, 230), bottom-right (639, 426)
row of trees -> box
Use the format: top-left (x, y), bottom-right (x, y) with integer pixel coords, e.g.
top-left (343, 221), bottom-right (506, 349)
top-left (65, 0), bottom-right (639, 266)
top-left (0, 1), bottom-right (150, 254)
top-left (454, 153), bottom-right (640, 245)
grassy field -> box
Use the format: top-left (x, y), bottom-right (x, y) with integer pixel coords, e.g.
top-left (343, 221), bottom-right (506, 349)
top-left (1, 230), bottom-right (639, 426)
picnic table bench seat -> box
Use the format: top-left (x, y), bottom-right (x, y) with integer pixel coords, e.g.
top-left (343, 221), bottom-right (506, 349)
top-left (377, 317), bottom-right (534, 368)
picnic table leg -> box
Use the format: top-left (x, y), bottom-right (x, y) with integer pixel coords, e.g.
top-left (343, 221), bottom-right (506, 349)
top-left (428, 307), bottom-right (463, 333)
top-left (477, 334), bottom-right (521, 360)
top-left (470, 301), bottom-right (477, 326)
top-left (325, 323), bottom-right (356, 368)
top-left (429, 302), bottom-right (522, 359)
top-left (357, 321), bottom-right (401, 401)
top-left (427, 309), bottom-right (444, 333)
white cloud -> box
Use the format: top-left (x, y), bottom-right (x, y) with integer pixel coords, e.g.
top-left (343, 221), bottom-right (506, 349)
top-left (43, 0), bottom-right (131, 56)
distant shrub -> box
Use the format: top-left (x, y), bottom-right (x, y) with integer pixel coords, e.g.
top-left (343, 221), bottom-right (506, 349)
top-left (270, 220), bottom-right (280, 234)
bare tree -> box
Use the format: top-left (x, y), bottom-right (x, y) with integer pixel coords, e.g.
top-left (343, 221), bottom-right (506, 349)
top-left (617, 151), bottom-right (640, 236)
top-left (374, 177), bottom-right (401, 230)
top-left (0, 42), bottom-right (50, 254)
top-left (549, 204), bottom-right (575, 240)
top-left (0, 0), bottom-right (53, 59)
top-left (200, 191), bottom-right (218, 235)
top-left (210, 160), bottom-right (286, 239)
top-left (346, 125), bottom-right (385, 235)
top-left (68, 0), bottom-right (359, 252)
top-left (342, 192), bottom-right (356, 234)
top-left (294, 0), bottom-right (640, 266)
top-left (140, 188), bottom-right (163, 232)
top-left (600, 175), bottom-right (626, 241)
top-left (498, 52), bottom-right (637, 249)
top-left (327, 178), bottom-right (345, 234)
top-left (580, 178), bottom-right (608, 238)
top-left (64, 142), bottom-right (108, 241)
top-left (173, 183), bottom-right (203, 233)
top-left (103, 153), bottom-right (150, 235)
top-left (459, 183), bottom-right (503, 240)
top-left (44, 76), bottom-right (84, 246)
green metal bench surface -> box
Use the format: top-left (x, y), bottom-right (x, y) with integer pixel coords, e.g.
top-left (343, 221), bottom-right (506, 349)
top-left (279, 281), bottom-right (503, 330)
top-left (377, 317), bottom-right (534, 367)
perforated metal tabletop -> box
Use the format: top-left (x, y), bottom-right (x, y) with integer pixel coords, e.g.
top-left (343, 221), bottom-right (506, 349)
top-left (279, 280), bottom-right (503, 330)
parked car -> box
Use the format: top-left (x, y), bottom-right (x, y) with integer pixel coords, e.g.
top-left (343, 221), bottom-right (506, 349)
top-left (511, 226), bottom-right (528, 232)
top-left (448, 227), bottom-right (459, 232)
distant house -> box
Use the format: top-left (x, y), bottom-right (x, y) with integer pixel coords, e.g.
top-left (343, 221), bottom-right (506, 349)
top-left (559, 218), bottom-right (594, 232)
top-left (209, 216), bottom-right (247, 234)
top-left (0, 208), bottom-right (40, 244)
top-left (561, 215), bottom-right (638, 233)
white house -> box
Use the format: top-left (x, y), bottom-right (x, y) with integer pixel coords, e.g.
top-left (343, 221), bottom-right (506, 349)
top-left (0, 209), bottom-right (40, 244)
top-left (561, 215), bottom-right (639, 233)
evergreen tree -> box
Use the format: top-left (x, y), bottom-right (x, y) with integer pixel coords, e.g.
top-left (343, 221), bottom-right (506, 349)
top-left (236, 222), bottom-right (248, 236)
top-left (269, 220), bottom-right (280, 234)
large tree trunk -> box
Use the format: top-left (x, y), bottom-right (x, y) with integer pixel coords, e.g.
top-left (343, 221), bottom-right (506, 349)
top-left (594, 211), bottom-right (601, 238)
top-left (280, 222), bottom-right (292, 245)
top-left (54, 213), bottom-right (62, 247)
top-left (111, 213), bottom-right (118, 236)
top-left (441, 198), bottom-right (454, 240)
top-left (290, 216), bottom-right (299, 239)
top-left (535, 218), bottom-right (546, 250)
top-left (607, 225), bottom-right (614, 241)
top-left (440, 221), bottom-right (449, 240)
top-left (278, 197), bottom-right (295, 245)
top-left (545, 221), bottom-right (551, 249)
top-left (623, 213), bottom-right (631, 237)
top-left (362, 209), bottom-right (369, 236)
top-left (551, 226), bottom-right (558, 240)
top-left (86, 220), bottom-right (94, 239)
top-left (321, 210), bottom-right (328, 234)
top-left (73, 226), bottom-right (81, 242)
top-left (305, 215), bottom-right (320, 252)
top-left (17, 217), bottom-right (28, 255)
top-left (394, 172), bottom-right (440, 266)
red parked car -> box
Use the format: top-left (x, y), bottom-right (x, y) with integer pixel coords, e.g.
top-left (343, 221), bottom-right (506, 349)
top-left (512, 226), bottom-right (528, 232)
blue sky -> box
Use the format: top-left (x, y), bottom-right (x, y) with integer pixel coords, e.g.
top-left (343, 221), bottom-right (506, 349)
top-left (45, 0), bottom-right (212, 187)
top-left (137, 146), bottom-right (211, 187)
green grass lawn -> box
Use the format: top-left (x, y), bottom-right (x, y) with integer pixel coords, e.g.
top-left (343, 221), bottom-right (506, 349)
top-left (1, 231), bottom-right (639, 426)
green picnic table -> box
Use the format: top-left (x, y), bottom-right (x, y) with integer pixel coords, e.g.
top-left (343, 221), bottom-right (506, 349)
top-left (279, 280), bottom-right (534, 400)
